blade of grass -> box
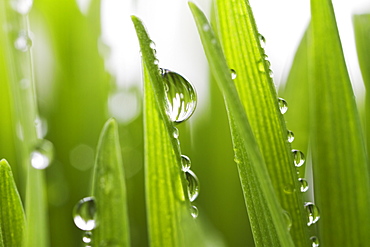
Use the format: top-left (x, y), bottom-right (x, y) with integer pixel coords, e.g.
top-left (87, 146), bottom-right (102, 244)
top-left (189, 2), bottom-right (294, 246)
top-left (212, 1), bottom-right (309, 245)
top-left (91, 118), bottom-right (130, 246)
top-left (0, 2), bottom-right (50, 247)
top-left (0, 159), bottom-right (26, 247)
top-left (132, 16), bottom-right (198, 247)
top-left (310, 0), bottom-right (370, 245)
top-left (353, 14), bottom-right (370, 151)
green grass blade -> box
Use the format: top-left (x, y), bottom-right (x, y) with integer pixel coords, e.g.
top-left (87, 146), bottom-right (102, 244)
top-left (213, 1), bottom-right (309, 245)
top-left (353, 14), bottom-right (370, 151)
top-left (132, 16), bottom-right (194, 247)
top-left (91, 118), bottom-right (130, 246)
top-left (0, 159), bottom-right (25, 247)
top-left (189, 2), bottom-right (295, 246)
top-left (310, 0), bottom-right (370, 245)
top-left (280, 28), bottom-right (310, 163)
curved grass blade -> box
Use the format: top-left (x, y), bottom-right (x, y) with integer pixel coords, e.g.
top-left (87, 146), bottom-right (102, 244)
top-left (132, 16), bottom-right (200, 247)
top-left (310, 0), bottom-right (370, 245)
top-left (189, 2), bottom-right (294, 246)
top-left (353, 14), bottom-right (370, 151)
top-left (91, 118), bottom-right (130, 246)
top-left (280, 27), bottom-right (310, 165)
top-left (0, 2), bottom-right (49, 247)
top-left (0, 159), bottom-right (25, 247)
top-left (212, 1), bottom-right (309, 245)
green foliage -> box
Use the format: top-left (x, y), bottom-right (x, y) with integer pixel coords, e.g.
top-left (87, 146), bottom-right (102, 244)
top-left (91, 118), bottom-right (130, 246)
top-left (0, 0), bottom-right (369, 246)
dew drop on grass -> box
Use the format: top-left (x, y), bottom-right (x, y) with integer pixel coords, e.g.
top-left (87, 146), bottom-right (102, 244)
top-left (310, 236), bottom-right (320, 247)
top-left (282, 210), bottom-right (292, 231)
top-left (283, 183), bottom-right (295, 194)
top-left (149, 41), bottom-right (156, 49)
top-left (287, 130), bottom-right (295, 143)
top-left (298, 178), bottom-right (309, 192)
top-left (30, 139), bottom-right (54, 169)
top-left (185, 170), bottom-right (199, 202)
top-left (10, 0), bottom-right (33, 14)
top-left (278, 98), bottom-right (288, 114)
top-left (258, 33), bottom-right (266, 48)
top-left (191, 205), bottom-right (198, 218)
top-left (304, 202), bottom-right (320, 226)
top-left (83, 231), bottom-right (92, 244)
top-left (202, 24), bottom-right (210, 31)
top-left (181, 154), bottom-right (191, 172)
top-left (154, 59), bottom-right (159, 65)
top-left (14, 31), bottom-right (32, 52)
top-left (173, 127), bottom-right (179, 139)
top-left (73, 197), bottom-right (97, 231)
top-left (258, 60), bottom-right (265, 72)
top-left (268, 69), bottom-right (274, 78)
top-left (230, 69), bottom-right (237, 79)
top-left (292, 149), bottom-right (305, 167)
top-left (161, 68), bottom-right (197, 124)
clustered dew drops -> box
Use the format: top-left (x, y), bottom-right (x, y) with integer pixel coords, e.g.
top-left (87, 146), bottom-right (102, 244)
top-left (158, 51), bottom-right (200, 218)
top-left (282, 98), bottom-right (320, 242)
top-left (73, 197), bottom-right (97, 246)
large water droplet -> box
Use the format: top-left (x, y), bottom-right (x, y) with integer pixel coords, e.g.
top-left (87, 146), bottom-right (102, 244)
top-left (282, 210), bottom-right (292, 231)
top-left (10, 0), bottom-right (33, 14)
top-left (14, 31), bottom-right (32, 52)
top-left (310, 236), bottom-right (320, 247)
top-left (230, 69), bottom-right (237, 79)
top-left (292, 149), bottom-right (305, 167)
top-left (258, 33), bottom-right (266, 48)
top-left (287, 130), bottom-right (295, 143)
top-left (83, 231), bottom-right (92, 244)
top-left (73, 197), bottom-right (97, 231)
top-left (278, 98), bottom-right (288, 114)
top-left (299, 178), bottom-right (309, 192)
top-left (191, 205), bottom-right (198, 218)
top-left (161, 69), bottom-right (197, 124)
top-left (304, 202), bottom-right (320, 226)
top-left (181, 155), bottom-right (191, 172)
top-left (30, 139), bottom-right (54, 169)
top-left (185, 170), bottom-right (199, 202)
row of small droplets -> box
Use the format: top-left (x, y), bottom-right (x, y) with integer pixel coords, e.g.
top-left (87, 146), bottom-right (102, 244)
top-left (159, 64), bottom-right (200, 219)
top-left (259, 34), bottom-right (320, 247)
top-left (9, 0), bottom-right (56, 171)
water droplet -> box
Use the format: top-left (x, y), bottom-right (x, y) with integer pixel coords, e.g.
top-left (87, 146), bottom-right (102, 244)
top-left (287, 130), bottom-right (294, 143)
top-left (258, 34), bottom-right (266, 48)
top-left (304, 202), bottom-right (320, 226)
top-left (150, 41), bottom-right (156, 50)
top-left (185, 170), bottom-right (199, 202)
top-left (14, 31), bottom-right (32, 52)
top-left (203, 24), bottom-right (210, 31)
top-left (282, 210), bottom-right (292, 231)
top-left (292, 149), bottom-right (305, 167)
top-left (230, 69), bottom-right (237, 79)
top-left (191, 205), bottom-right (198, 218)
top-left (268, 69), bottom-right (274, 78)
top-left (173, 127), bottom-right (179, 139)
top-left (10, 0), bottom-right (33, 14)
top-left (83, 231), bottom-right (92, 244)
top-left (154, 59), bottom-right (159, 65)
top-left (73, 197), bottom-right (97, 231)
top-left (310, 236), bottom-right (320, 247)
top-left (258, 60), bottom-right (265, 72)
top-left (283, 183), bottom-right (295, 194)
top-left (299, 178), bottom-right (309, 192)
top-left (161, 69), bottom-right (197, 124)
top-left (278, 98), bottom-right (288, 114)
top-left (30, 139), bottom-right (54, 169)
top-left (181, 155), bottom-right (191, 172)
